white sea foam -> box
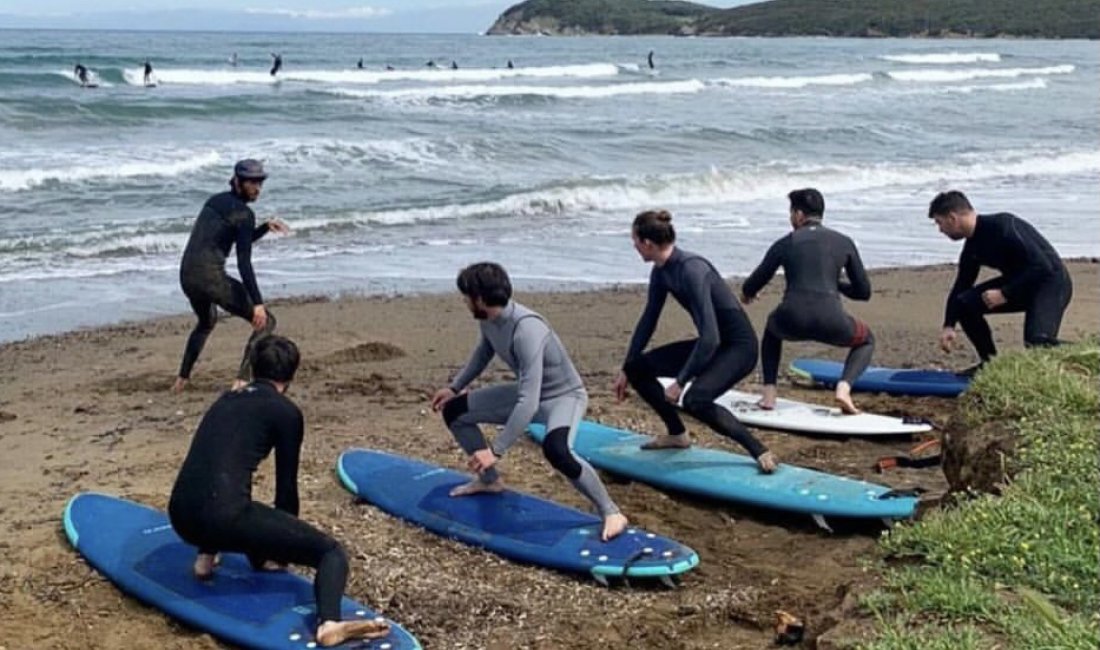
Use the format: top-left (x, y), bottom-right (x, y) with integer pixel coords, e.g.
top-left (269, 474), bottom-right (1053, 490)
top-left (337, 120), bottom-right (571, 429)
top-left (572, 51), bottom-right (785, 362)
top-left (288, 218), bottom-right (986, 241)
top-left (327, 79), bottom-right (706, 101)
top-left (710, 73), bottom-right (873, 89)
top-left (887, 64), bottom-right (1074, 83)
top-left (881, 52), bottom-right (1001, 64)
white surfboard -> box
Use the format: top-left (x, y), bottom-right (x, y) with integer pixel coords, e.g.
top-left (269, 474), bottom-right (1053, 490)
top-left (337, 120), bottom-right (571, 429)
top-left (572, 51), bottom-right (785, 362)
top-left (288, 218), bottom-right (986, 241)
top-left (659, 377), bottom-right (932, 436)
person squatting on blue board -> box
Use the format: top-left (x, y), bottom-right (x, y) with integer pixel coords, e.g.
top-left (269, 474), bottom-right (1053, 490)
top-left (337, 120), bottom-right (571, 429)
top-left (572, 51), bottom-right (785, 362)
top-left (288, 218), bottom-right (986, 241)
top-left (741, 188), bottom-right (874, 415)
top-left (929, 190), bottom-right (1073, 375)
top-left (430, 262), bottom-right (631, 542)
top-left (613, 210), bottom-right (778, 473)
top-left (168, 336), bottom-right (390, 647)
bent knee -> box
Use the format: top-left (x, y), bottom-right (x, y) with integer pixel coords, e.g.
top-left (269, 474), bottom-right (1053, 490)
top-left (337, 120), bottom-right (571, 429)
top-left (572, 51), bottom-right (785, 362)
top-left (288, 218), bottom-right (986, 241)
top-left (541, 427), bottom-right (581, 479)
top-left (441, 393), bottom-right (469, 427)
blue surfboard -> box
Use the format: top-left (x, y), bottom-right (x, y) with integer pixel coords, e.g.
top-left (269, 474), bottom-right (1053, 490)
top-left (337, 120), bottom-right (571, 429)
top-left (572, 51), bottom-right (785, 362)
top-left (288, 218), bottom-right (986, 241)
top-left (790, 358), bottom-right (969, 397)
top-left (64, 493), bottom-right (421, 650)
top-left (337, 449), bottom-right (699, 583)
top-left (528, 421), bottom-right (917, 524)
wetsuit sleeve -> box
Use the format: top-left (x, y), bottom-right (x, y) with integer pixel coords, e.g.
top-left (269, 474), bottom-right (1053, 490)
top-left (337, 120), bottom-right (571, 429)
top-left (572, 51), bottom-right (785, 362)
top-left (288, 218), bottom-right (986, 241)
top-left (235, 211), bottom-right (264, 305)
top-left (838, 240), bottom-right (871, 301)
top-left (624, 269), bottom-right (667, 366)
top-left (449, 335), bottom-right (494, 393)
top-left (741, 237), bottom-right (786, 299)
top-left (251, 222), bottom-right (271, 242)
top-left (944, 243), bottom-right (981, 327)
top-left (678, 260), bottom-right (721, 385)
top-left (491, 320), bottom-right (549, 456)
top-left (999, 218), bottom-right (1059, 303)
top-left (272, 405), bottom-right (304, 517)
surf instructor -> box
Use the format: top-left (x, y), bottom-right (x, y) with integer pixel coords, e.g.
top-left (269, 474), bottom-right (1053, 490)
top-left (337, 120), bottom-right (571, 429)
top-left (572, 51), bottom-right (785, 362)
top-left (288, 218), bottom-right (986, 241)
top-left (173, 159), bottom-right (289, 393)
top-left (169, 336), bottom-right (389, 647)
top-left (431, 262), bottom-right (629, 541)
top-left (614, 210), bottom-right (777, 473)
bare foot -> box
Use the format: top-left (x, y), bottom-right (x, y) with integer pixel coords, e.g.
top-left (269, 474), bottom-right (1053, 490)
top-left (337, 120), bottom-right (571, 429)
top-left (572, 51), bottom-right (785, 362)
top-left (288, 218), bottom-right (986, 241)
top-left (640, 434), bottom-right (691, 450)
top-left (316, 619), bottom-right (390, 647)
top-left (449, 479), bottom-right (505, 497)
top-left (193, 553), bottom-right (219, 580)
top-left (757, 451), bottom-right (778, 474)
top-left (757, 385), bottom-right (778, 410)
top-left (172, 377), bottom-right (188, 393)
top-left (259, 560), bottom-right (287, 572)
top-left (835, 382), bottom-right (860, 415)
top-left (601, 513), bottom-right (629, 541)
top-left (230, 379), bottom-right (249, 392)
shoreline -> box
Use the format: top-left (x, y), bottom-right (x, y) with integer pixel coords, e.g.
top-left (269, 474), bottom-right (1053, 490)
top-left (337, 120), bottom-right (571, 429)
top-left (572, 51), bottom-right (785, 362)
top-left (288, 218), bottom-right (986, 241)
top-left (5, 257), bottom-right (1095, 348)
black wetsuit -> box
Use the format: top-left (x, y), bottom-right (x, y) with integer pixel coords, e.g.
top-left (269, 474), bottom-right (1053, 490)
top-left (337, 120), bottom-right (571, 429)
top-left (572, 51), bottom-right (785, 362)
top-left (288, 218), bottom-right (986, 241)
top-left (75, 65), bottom-right (88, 85)
top-left (168, 382), bottom-right (349, 623)
top-left (143, 61), bottom-right (153, 83)
top-left (177, 190), bottom-right (275, 381)
top-left (647, 51), bottom-right (655, 70)
top-left (270, 55), bottom-right (282, 76)
top-left (623, 248), bottom-right (767, 458)
top-left (945, 213), bottom-right (1072, 360)
top-left (742, 222), bottom-right (873, 385)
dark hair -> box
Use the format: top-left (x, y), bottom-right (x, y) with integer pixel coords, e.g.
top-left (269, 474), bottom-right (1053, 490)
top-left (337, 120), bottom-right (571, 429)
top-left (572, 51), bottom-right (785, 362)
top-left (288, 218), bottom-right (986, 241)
top-left (456, 262), bottom-right (512, 307)
top-left (788, 188), bottom-right (825, 218)
top-left (632, 209), bottom-right (676, 245)
top-left (250, 335), bottom-right (300, 383)
top-left (928, 190), bottom-right (972, 219)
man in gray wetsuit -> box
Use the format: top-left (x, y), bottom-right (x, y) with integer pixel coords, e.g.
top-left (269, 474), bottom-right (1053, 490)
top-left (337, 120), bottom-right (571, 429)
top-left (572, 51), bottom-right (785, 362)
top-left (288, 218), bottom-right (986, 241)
top-left (431, 262), bottom-right (629, 541)
top-left (741, 188), bottom-right (873, 414)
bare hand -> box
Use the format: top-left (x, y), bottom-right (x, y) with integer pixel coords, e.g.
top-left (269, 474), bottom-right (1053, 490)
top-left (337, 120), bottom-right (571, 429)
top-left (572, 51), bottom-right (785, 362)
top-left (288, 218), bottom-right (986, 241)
top-left (664, 380), bottom-right (683, 404)
top-left (467, 449), bottom-right (497, 473)
top-left (266, 218), bottom-right (290, 235)
top-left (251, 305), bottom-right (268, 331)
top-left (981, 288), bottom-right (1006, 309)
top-left (431, 387), bottom-right (457, 412)
top-left (939, 327), bottom-right (956, 353)
top-left (612, 371), bottom-right (629, 402)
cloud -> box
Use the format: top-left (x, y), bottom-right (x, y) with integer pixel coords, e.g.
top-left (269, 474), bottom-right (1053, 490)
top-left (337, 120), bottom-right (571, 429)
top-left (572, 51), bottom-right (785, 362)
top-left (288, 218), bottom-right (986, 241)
top-left (244, 6), bottom-right (392, 19)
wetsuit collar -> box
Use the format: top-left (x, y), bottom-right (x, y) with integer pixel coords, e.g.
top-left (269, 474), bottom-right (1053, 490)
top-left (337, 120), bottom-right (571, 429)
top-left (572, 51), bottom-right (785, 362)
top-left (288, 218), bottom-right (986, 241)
top-left (656, 246), bottom-right (680, 268)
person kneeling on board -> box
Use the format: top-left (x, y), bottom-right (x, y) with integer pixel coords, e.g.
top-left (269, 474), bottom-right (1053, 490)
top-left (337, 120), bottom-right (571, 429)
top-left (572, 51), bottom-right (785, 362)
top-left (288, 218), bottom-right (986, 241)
top-left (614, 209), bottom-right (778, 473)
top-left (168, 336), bottom-right (388, 647)
top-left (741, 188), bottom-right (874, 414)
top-left (431, 262), bottom-right (629, 541)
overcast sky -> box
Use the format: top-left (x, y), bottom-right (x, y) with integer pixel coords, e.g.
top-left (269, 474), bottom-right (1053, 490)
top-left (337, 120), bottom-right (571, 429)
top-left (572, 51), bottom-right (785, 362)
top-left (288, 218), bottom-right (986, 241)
top-left (0, 0), bottom-right (761, 33)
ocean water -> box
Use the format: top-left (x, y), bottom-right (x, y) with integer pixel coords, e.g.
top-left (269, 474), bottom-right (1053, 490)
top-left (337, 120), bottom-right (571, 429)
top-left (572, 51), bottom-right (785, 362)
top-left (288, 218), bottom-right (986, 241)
top-left (1, 30), bottom-right (1097, 342)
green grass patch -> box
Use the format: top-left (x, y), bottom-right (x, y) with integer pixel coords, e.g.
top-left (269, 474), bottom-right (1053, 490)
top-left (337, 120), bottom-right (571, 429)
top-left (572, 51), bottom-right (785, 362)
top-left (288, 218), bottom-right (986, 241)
top-left (859, 343), bottom-right (1100, 649)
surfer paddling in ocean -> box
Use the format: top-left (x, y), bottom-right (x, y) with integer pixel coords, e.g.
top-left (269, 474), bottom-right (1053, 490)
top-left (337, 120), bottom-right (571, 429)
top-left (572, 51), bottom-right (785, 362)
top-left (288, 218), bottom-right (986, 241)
top-left (172, 159), bottom-right (289, 393)
top-left (615, 210), bottom-right (778, 473)
top-left (741, 188), bottom-right (874, 414)
top-left (169, 336), bottom-right (390, 647)
top-left (431, 262), bottom-right (629, 541)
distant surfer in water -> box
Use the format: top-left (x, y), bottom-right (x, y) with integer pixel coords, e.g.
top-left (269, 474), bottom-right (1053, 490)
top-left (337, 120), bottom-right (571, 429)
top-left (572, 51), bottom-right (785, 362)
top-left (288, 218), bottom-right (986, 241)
top-left (229, 52), bottom-right (238, 67)
top-left (647, 50), bottom-right (655, 70)
top-left (741, 188), bottom-right (873, 415)
top-left (615, 210), bottom-right (777, 473)
top-left (451, 60), bottom-right (458, 70)
top-left (173, 159), bottom-right (289, 393)
top-left (356, 58), bottom-right (364, 69)
top-left (431, 262), bottom-right (629, 541)
top-left (270, 52), bottom-right (283, 76)
top-left (74, 63), bottom-right (90, 86)
top-left (426, 59), bottom-right (437, 68)
top-left (506, 59), bottom-right (514, 69)
top-left (143, 59), bottom-right (154, 86)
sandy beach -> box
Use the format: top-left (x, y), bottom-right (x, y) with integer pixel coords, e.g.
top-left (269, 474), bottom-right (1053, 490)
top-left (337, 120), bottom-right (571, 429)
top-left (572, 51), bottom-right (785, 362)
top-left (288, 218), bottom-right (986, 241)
top-left (0, 260), bottom-right (1096, 649)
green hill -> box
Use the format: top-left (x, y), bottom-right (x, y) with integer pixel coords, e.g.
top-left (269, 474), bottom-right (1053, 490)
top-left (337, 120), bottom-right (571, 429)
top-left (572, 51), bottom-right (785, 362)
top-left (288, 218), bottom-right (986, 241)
top-left (486, 0), bottom-right (1100, 38)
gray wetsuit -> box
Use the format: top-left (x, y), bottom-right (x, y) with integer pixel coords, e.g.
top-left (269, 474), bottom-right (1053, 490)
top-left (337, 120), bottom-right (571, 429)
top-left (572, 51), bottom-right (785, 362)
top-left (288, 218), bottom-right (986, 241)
top-left (443, 301), bottom-right (619, 517)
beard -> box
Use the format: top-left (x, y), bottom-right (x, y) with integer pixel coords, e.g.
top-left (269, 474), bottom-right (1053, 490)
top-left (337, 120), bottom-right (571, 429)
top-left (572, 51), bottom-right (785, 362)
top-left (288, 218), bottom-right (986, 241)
top-left (472, 307), bottom-right (490, 320)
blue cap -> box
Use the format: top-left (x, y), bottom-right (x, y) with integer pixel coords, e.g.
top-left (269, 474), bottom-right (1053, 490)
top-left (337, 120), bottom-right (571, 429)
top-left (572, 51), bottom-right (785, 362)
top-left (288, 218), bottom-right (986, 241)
top-left (233, 159), bottom-right (267, 180)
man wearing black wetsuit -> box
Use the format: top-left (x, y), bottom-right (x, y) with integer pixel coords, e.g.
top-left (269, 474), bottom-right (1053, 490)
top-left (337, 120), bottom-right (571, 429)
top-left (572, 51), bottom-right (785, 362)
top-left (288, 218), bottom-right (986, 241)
top-left (270, 53), bottom-right (283, 76)
top-left (173, 159), bottom-right (289, 393)
top-left (168, 337), bottom-right (388, 647)
top-left (929, 190), bottom-right (1072, 373)
top-left (742, 188), bottom-right (873, 414)
top-left (613, 210), bottom-right (777, 473)
top-left (143, 59), bottom-right (153, 85)
top-left (74, 63), bottom-right (89, 86)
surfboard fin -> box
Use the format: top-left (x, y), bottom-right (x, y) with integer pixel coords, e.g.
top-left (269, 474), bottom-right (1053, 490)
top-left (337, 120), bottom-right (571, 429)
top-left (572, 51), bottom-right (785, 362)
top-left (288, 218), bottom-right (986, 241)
top-left (592, 573), bottom-right (610, 587)
top-left (811, 514), bottom-right (833, 533)
top-left (659, 575), bottom-right (678, 589)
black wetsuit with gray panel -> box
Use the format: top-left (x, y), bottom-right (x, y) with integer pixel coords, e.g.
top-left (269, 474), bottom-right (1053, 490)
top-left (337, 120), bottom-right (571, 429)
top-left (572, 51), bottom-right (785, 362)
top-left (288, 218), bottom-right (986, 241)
top-left (177, 190), bottom-right (275, 381)
top-left (442, 301), bottom-right (620, 518)
top-left (742, 222), bottom-right (873, 386)
top-left (622, 247), bottom-right (768, 458)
